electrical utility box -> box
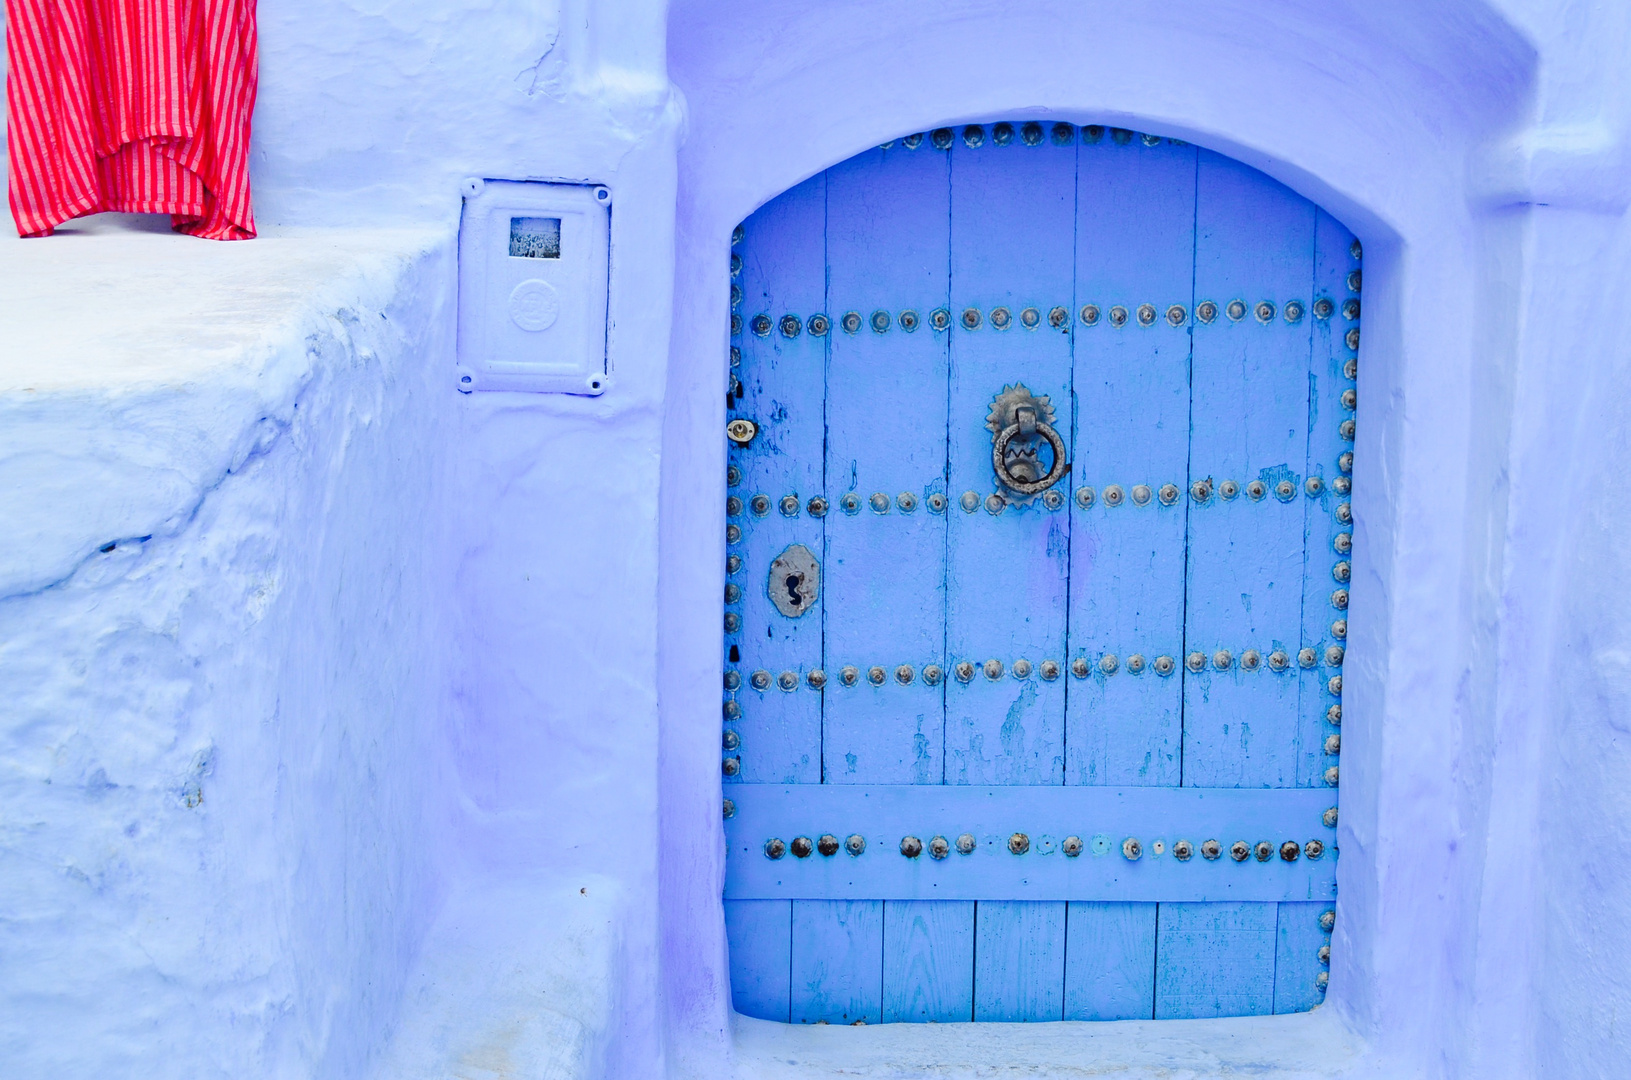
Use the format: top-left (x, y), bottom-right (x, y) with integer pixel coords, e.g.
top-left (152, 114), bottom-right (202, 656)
top-left (456, 179), bottom-right (610, 394)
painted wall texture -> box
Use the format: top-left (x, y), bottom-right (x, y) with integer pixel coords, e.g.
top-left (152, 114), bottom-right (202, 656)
top-left (1, 1), bottom-right (1629, 1079)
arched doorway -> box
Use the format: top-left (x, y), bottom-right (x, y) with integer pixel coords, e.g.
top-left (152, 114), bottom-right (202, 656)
top-left (721, 121), bottom-right (1357, 1023)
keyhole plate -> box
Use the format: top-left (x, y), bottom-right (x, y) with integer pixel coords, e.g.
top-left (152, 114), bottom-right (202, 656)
top-left (768, 544), bottom-right (820, 618)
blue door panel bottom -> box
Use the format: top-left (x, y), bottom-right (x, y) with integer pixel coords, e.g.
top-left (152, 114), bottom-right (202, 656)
top-left (723, 121), bottom-right (1357, 1023)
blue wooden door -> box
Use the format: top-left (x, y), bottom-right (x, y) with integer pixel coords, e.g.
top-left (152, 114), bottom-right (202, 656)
top-left (722, 122), bottom-right (1356, 1024)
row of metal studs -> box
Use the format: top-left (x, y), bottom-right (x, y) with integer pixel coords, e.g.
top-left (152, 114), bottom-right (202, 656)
top-left (724, 796), bottom-right (1339, 830)
top-left (729, 300), bottom-right (1363, 338)
top-left (1322, 245), bottom-right (1362, 807)
top-left (722, 653), bottom-right (1345, 689)
top-left (757, 832), bottom-right (1329, 863)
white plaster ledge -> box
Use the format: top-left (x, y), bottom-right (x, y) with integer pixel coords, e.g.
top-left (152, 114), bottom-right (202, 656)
top-left (372, 875), bottom-right (628, 1080)
top-left (731, 1005), bottom-right (1364, 1080)
top-left (0, 215), bottom-right (452, 597)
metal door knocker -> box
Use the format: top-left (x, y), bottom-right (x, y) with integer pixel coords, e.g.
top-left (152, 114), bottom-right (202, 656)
top-left (987, 384), bottom-right (1069, 501)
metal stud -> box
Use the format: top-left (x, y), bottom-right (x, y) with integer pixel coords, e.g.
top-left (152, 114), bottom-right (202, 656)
top-left (1347, 270), bottom-right (1362, 293)
top-left (899, 309), bottom-right (920, 332)
top-left (1020, 306), bottom-right (1041, 329)
top-left (900, 835), bottom-right (924, 858)
top-left (1127, 654), bottom-right (1146, 674)
top-left (724, 669), bottom-right (741, 690)
top-left (808, 669), bottom-right (827, 690)
top-left (1324, 765), bottom-right (1340, 786)
top-left (1333, 561), bottom-right (1351, 583)
top-left (791, 836), bottom-right (813, 858)
top-left (1241, 648), bottom-right (1262, 671)
top-left (931, 128), bottom-right (954, 150)
top-left (839, 665), bottom-right (859, 687)
top-left (991, 121), bottom-right (1014, 146)
top-left (1103, 484), bottom-right (1125, 507)
top-left (985, 493), bottom-right (1006, 515)
top-left (845, 834), bottom-right (866, 856)
top-left (1280, 840), bottom-right (1301, 862)
top-left (927, 492), bottom-right (948, 514)
top-left (724, 797), bottom-right (736, 819)
top-left (726, 496), bottom-right (743, 517)
top-left (1080, 303), bottom-right (1101, 327)
top-left (1052, 122), bottom-right (1075, 145)
top-left (1219, 299), bottom-right (1244, 322)
top-left (1334, 476), bottom-right (1352, 496)
top-left (962, 307), bottom-right (982, 330)
top-left (779, 670), bottom-right (798, 691)
top-left (752, 314), bottom-right (774, 337)
top-left (1306, 840), bottom-right (1326, 860)
top-left (1268, 650), bottom-right (1290, 671)
top-left (1342, 299), bottom-right (1360, 320)
top-left (896, 132), bottom-right (921, 150)
top-left (724, 612), bottom-right (741, 632)
top-left (723, 756), bottom-right (741, 776)
top-left (1071, 657), bottom-right (1091, 678)
top-left (1081, 124), bottom-right (1104, 144)
top-left (780, 495), bottom-right (800, 518)
top-left (777, 314), bottom-right (802, 339)
top-left (1108, 305), bottom-right (1129, 328)
top-left (1328, 674), bottom-right (1343, 696)
top-left (1276, 479), bottom-right (1296, 501)
top-left (808, 496), bottom-right (829, 518)
top-left (818, 834), bottom-right (840, 856)
top-left (1063, 835), bottom-right (1083, 856)
top-left (1324, 733), bottom-right (1341, 755)
top-left (963, 124), bottom-right (985, 148)
top-left (1344, 358), bottom-right (1358, 380)
top-left (1172, 839), bottom-right (1193, 861)
top-left (1191, 479), bottom-right (1212, 502)
top-left (1341, 389), bottom-right (1357, 410)
top-left (724, 700), bottom-right (741, 720)
top-left (726, 464), bottom-right (742, 487)
top-left (961, 490), bottom-right (980, 513)
top-left (1323, 807), bottom-right (1339, 828)
top-left (1219, 480), bottom-right (1239, 500)
top-left (1136, 303), bottom-right (1157, 326)
top-left (1327, 703), bottom-right (1341, 724)
top-left (750, 493), bottom-right (771, 516)
top-left (1317, 972), bottom-right (1330, 991)
top-left (1213, 649), bottom-right (1233, 671)
top-left (1040, 659), bottom-right (1061, 680)
top-left (923, 664), bottom-right (943, 686)
top-left (1154, 654), bottom-right (1176, 676)
top-left (750, 669), bottom-right (771, 690)
top-left (1042, 489), bottom-right (1064, 511)
top-left (1299, 648), bottom-right (1317, 669)
top-left (764, 837), bottom-right (784, 858)
top-left (1320, 908), bottom-right (1337, 932)
top-left (1247, 479), bottom-right (1267, 501)
top-left (1196, 300), bottom-right (1218, 324)
top-left (1159, 483), bottom-right (1179, 505)
top-left (805, 313), bottom-right (829, 337)
top-left (1100, 654), bottom-right (1120, 675)
top-left (1166, 304), bottom-right (1187, 326)
top-left (1326, 645), bottom-right (1345, 667)
top-left (1138, 132), bottom-right (1160, 146)
top-left (928, 835), bottom-right (950, 859)
top-left (1009, 832), bottom-right (1031, 855)
top-left (1013, 658), bottom-right (1033, 680)
top-left (731, 314), bottom-right (742, 336)
top-left (1313, 297), bottom-right (1334, 319)
top-left (1187, 651), bottom-right (1206, 673)
top-left (1345, 327), bottom-right (1360, 351)
top-left (956, 833), bottom-right (977, 854)
top-left (842, 311), bottom-right (862, 334)
top-left (1318, 944), bottom-right (1331, 965)
top-left (1021, 121), bottom-right (1045, 146)
top-left (727, 554), bottom-right (742, 575)
top-left (1067, 485), bottom-right (1092, 511)
top-left (724, 730), bottom-right (740, 750)
top-left (897, 492), bottom-right (918, 513)
top-left (730, 284), bottom-right (743, 309)
top-left (731, 224), bottom-right (745, 246)
top-left (1338, 452), bottom-right (1354, 474)
top-left (984, 659), bottom-right (1005, 681)
top-left (1231, 840), bottom-right (1251, 862)
top-left (869, 492), bottom-right (889, 514)
top-left (861, 309), bottom-right (887, 334)
top-left (725, 583), bottom-right (742, 604)
top-left (1202, 839), bottom-right (1223, 860)
top-left (1131, 484), bottom-right (1152, 506)
top-left (1284, 300), bottom-right (1305, 323)
top-left (1332, 588), bottom-right (1349, 609)
top-left (1306, 476), bottom-right (1324, 496)
top-left (956, 661), bottom-right (976, 683)
top-left (840, 492), bottom-right (862, 515)
top-left (1110, 127), bottom-right (1133, 145)
top-left (1332, 619), bottom-right (1348, 639)
top-left (1255, 300), bottom-right (1279, 324)
top-left (1333, 533), bottom-right (1352, 555)
top-left (1121, 837), bottom-right (1142, 860)
top-left (868, 665), bottom-right (886, 686)
top-left (1254, 841), bottom-right (1274, 862)
top-left (895, 664), bottom-right (914, 686)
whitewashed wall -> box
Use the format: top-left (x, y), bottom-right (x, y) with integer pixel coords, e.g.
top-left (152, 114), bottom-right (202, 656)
top-left (2, 1), bottom-right (1629, 1078)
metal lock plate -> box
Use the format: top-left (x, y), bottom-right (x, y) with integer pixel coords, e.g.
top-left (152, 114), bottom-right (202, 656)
top-left (768, 544), bottom-right (820, 617)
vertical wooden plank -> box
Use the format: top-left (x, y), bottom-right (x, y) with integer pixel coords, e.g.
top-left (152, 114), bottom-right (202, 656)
top-left (1182, 152), bottom-right (1317, 790)
top-left (791, 899), bottom-right (883, 1024)
top-left (1299, 211), bottom-right (1359, 790)
top-left (812, 143), bottom-right (963, 1021)
top-left (1154, 902), bottom-right (1277, 1019)
top-left (1063, 900), bottom-right (1158, 1020)
top-left (974, 900), bottom-right (1067, 1021)
top-left (725, 899), bottom-right (791, 1021)
top-left (946, 123), bottom-right (1076, 1014)
top-left (1067, 133), bottom-right (1194, 788)
top-left (883, 899), bottom-right (975, 1022)
top-left (728, 176), bottom-right (827, 786)
top-left (1273, 900), bottom-right (1331, 1014)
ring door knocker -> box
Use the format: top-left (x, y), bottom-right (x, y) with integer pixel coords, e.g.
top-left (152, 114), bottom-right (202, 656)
top-left (987, 383), bottom-right (1070, 501)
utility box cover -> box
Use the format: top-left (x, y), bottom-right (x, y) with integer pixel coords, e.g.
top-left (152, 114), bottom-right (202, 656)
top-left (457, 179), bottom-right (610, 394)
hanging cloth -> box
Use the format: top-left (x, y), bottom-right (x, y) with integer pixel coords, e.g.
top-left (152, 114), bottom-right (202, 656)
top-left (6, 0), bottom-right (258, 240)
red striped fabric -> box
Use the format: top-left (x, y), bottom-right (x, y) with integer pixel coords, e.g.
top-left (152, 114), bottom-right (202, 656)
top-left (6, 0), bottom-right (257, 240)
